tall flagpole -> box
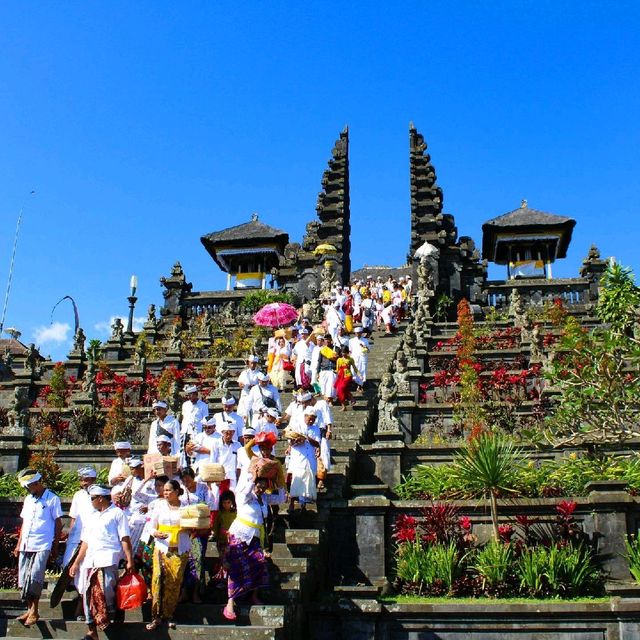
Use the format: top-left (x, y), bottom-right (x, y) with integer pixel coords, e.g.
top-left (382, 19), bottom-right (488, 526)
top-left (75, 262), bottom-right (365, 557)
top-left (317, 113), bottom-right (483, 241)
top-left (1, 191), bottom-right (35, 335)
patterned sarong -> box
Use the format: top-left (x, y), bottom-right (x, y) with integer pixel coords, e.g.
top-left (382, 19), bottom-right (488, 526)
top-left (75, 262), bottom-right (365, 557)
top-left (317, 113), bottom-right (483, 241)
top-left (18, 550), bottom-right (49, 600)
top-left (225, 535), bottom-right (269, 599)
top-left (151, 548), bottom-right (188, 619)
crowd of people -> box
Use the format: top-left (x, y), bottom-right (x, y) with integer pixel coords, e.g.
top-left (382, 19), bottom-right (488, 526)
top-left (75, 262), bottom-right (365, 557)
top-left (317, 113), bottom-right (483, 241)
top-left (12, 275), bottom-right (412, 638)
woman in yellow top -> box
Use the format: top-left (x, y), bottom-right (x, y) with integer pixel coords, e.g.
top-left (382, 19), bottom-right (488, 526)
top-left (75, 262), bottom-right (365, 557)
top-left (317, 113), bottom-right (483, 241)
top-left (334, 345), bottom-right (360, 411)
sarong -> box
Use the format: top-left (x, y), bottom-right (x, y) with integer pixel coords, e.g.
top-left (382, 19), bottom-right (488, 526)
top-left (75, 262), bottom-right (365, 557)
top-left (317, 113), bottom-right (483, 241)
top-left (289, 464), bottom-right (317, 503)
top-left (136, 537), bottom-right (155, 587)
top-left (334, 368), bottom-right (353, 404)
top-left (18, 550), bottom-right (49, 600)
top-left (151, 548), bottom-right (188, 619)
top-left (225, 535), bottom-right (269, 599)
top-left (319, 370), bottom-right (337, 399)
top-left (83, 565), bottom-right (118, 630)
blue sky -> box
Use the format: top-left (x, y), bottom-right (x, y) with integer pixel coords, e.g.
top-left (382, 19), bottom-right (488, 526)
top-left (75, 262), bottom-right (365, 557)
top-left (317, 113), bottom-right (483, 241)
top-left (0, 2), bottom-right (638, 360)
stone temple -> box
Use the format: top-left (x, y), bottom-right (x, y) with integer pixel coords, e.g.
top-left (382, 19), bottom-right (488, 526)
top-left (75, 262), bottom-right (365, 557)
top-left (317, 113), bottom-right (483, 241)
top-left (0, 124), bottom-right (637, 639)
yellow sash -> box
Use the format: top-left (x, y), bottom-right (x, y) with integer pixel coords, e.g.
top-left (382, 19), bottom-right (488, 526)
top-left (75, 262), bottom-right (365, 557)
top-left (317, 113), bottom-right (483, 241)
top-left (236, 516), bottom-right (265, 548)
top-left (158, 523), bottom-right (181, 547)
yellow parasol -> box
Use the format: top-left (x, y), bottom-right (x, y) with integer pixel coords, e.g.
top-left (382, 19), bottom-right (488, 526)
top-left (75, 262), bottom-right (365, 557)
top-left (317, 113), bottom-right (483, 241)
top-left (313, 244), bottom-right (337, 256)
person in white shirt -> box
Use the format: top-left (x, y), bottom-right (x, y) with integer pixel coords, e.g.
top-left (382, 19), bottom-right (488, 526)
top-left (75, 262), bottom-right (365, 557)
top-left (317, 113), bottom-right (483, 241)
top-left (292, 328), bottom-right (313, 390)
top-left (236, 426), bottom-right (257, 487)
top-left (237, 355), bottom-right (261, 421)
top-left (108, 441), bottom-right (131, 486)
top-left (285, 407), bottom-right (321, 513)
top-left (14, 469), bottom-right (63, 627)
top-left (254, 407), bottom-right (280, 438)
top-left (213, 396), bottom-right (245, 442)
top-left (210, 423), bottom-right (241, 492)
top-left (309, 334), bottom-right (324, 388)
top-left (69, 484), bottom-right (133, 640)
top-left (186, 417), bottom-right (220, 474)
top-left (180, 385), bottom-right (209, 437)
top-left (147, 400), bottom-right (181, 456)
top-left (223, 477), bottom-right (270, 621)
top-left (63, 466), bottom-right (97, 618)
top-left (349, 326), bottom-right (370, 386)
top-left (247, 373), bottom-right (282, 423)
top-left (126, 458), bottom-right (157, 554)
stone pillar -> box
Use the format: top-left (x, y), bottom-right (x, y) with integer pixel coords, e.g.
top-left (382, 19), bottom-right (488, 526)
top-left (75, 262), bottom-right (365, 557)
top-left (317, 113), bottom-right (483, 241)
top-left (348, 487), bottom-right (390, 586)
top-left (586, 480), bottom-right (633, 581)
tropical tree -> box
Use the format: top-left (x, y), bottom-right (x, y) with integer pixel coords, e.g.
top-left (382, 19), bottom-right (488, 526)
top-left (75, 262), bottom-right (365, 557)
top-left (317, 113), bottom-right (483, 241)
top-left (450, 432), bottom-right (524, 540)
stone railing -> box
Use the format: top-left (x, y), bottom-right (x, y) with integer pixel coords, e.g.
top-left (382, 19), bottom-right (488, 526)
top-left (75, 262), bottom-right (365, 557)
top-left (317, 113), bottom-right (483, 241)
top-left (181, 289), bottom-right (252, 320)
top-left (485, 277), bottom-right (592, 309)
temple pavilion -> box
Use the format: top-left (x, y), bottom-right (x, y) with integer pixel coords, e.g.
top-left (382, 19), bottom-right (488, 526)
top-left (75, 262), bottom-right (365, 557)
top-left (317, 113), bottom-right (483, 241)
top-left (200, 213), bottom-right (289, 290)
top-left (482, 200), bottom-right (576, 279)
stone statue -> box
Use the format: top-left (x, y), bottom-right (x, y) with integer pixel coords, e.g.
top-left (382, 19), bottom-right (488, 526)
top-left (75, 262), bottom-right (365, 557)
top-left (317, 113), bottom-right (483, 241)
top-left (393, 349), bottom-right (411, 394)
top-left (215, 358), bottom-right (230, 394)
top-left (111, 318), bottom-right (124, 342)
top-left (529, 323), bottom-right (544, 361)
top-left (204, 309), bottom-right (216, 339)
top-left (7, 387), bottom-right (30, 434)
top-left (377, 373), bottom-right (401, 433)
top-left (171, 261), bottom-right (184, 277)
top-left (146, 304), bottom-right (157, 328)
top-left (168, 324), bottom-right (182, 352)
top-left (133, 339), bottom-right (147, 373)
top-left (0, 348), bottom-right (13, 380)
top-left (81, 359), bottom-right (98, 404)
top-left (508, 288), bottom-right (527, 328)
top-left (320, 261), bottom-right (337, 298)
top-left (403, 324), bottom-right (417, 359)
top-left (169, 379), bottom-right (181, 414)
top-left (417, 256), bottom-right (435, 296)
top-left (25, 344), bottom-right (40, 376)
top-left (73, 327), bottom-right (86, 353)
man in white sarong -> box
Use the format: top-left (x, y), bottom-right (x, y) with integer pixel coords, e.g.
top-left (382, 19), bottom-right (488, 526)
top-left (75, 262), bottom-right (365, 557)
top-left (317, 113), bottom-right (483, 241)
top-left (237, 355), bottom-right (261, 421)
top-left (180, 385), bottom-right (209, 464)
top-left (186, 417), bottom-right (221, 474)
top-left (349, 326), bottom-right (370, 386)
top-left (285, 407), bottom-right (320, 513)
top-left (315, 335), bottom-right (338, 403)
top-left (127, 458), bottom-right (157, 553)
top-left (210, 422), bottom-right (241, 492)
top-left (147, 400), bottom-right (181, 456)
top-left (291, 328), bottom-right (313, 390)
top-left (70, 484), bottom-right (133, 640)
top-left (247, 373), bottom-right (282, 424)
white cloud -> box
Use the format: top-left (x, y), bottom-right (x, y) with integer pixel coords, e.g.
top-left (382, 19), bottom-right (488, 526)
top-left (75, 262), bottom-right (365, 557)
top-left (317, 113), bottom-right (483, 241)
top-left (94, 316), bottom-right (146, 336)
top-left (33, 321), bottom-right (71, 345)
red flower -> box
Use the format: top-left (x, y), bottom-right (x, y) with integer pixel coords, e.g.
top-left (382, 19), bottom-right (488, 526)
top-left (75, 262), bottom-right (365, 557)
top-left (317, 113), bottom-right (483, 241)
top-left (556, 500), bottom-right (577, 516)
top-left (459, 516), bottom-right (472, 531)
top-left (498, 524), bottom-right (514, 542)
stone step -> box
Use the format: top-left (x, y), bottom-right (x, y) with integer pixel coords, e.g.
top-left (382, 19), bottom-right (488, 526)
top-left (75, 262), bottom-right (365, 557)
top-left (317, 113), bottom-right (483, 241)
top-left (3, 620), bottom-right (284, 639)
top-left (0, 599), bottom-right (288, 627)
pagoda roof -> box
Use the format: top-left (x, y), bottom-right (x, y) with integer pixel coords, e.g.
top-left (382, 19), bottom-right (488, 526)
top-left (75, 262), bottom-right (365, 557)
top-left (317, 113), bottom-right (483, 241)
top-left (201, 215), bottom-right (289, 271)
top-left (482, 200), bottom-right (576, 261)
top-left (201, 215), bottom-right (289, 246)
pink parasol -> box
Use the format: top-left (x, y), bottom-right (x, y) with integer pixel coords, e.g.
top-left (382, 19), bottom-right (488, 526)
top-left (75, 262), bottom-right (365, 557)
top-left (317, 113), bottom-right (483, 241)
top-left (253, 302), bottom-right (298, 328)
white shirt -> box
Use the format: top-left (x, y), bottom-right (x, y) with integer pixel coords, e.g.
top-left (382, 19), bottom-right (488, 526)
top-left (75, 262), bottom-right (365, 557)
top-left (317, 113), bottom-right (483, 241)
top-left (287, 425), bottom-right (320, 474)
top-left (237, 367), bottom-right (260, 397)
top-left (349, 336), bottom-right (370, 360)
top-left (147, 415), bottom-right (181, 456)
top-left (313, 399), bottom-right (334, 429)
top-left (190, 430), bottom-right (221, 471)
top-left (247, 383), bottom-right (282, 415)
top-left (254, 418), bottom-right (279, 438)
top-left (81, 504), bottom-right (130, 568)
top-left (108, 457), bottom-right (129, 485)
top-left (19, 488), bottom-right (62, 552)
top-left (213, 410), bottom-right (244, 442)
top-left (210, 439), bottom-right (241, 481)
top-left (67, 488), bottom-right (95, 544)
top-left (228, 480), bottom-right (268, 544)
top-left (180, 480), bottom-right (217, 510)
top-left (181, 399), bottom-right (209, 437)
top-left (129, 476), bottom-right (157, 524)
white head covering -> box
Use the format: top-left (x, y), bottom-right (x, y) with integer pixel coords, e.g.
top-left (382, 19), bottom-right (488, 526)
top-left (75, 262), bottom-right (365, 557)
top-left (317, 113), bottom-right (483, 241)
top-left (77, 466), bottom-right (97, 478)
top-left (354, 326), bottom-right (363, 333)
top-left (257, 372), bottom-right (270, 382)
top-left (156, 435), bottom-right (172, 444)
top-left (111, 485), bottom-right (124, 498)
top-left (18, 469), bottom-right (42, 487)
top-left (266, 408), bottom-right (280, 419)
top-left (88, 484), bottom-right (111, 497)
top-left (203, 417), bottom-right (217, 428)
top-left (129, 458), bottom-right (144, 468)
top-left (183, 384), bottom-right (198, 395)
top-left (242, 426), bottom-right (256, 438)
top-left (221, 396), bottom-right (237, 406)
top-left (297, 391), bottom-right (313, 403)
top-left (303, 406), bottom-right (317, 417)
top-left (114, 441), bottom-right (131, 450)
top-left (247, 354), bottom-right (259, 363)
top-left (152, 400), bottom-right (168, 409)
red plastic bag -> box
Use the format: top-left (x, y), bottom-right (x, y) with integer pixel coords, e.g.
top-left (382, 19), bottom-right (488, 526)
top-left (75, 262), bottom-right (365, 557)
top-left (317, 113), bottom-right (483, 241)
top-left (116, 572), bottom-right (147, 610)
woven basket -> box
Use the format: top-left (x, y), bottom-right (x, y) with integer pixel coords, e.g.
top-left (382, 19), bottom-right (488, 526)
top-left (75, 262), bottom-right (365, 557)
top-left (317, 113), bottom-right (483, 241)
top-left (199, 463), bottom-right (226, 482)
top-left (179, 504), bottom-right (211, 529)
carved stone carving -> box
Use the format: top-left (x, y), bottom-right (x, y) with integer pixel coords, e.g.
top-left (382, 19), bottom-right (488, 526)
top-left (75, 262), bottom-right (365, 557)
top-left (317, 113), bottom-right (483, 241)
top-left (111, 318), bottom-right (124, 342)
top-left (393, 350), bottom-right (411, 394)
top-left (7, 387), bottom-right (30, 435)
top-left (73, 327), bottom-right (86, 353)
top-left (377, 373), bottom-right (401, 433)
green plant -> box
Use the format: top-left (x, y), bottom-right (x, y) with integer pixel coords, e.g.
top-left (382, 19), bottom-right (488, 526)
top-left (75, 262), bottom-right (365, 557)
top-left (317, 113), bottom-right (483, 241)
top-left (451, 432), bottom-right (524, 539)
top-left (596, 261), bottom-right (640, 336)
top-left (396, 539), bottom-right (431, 585)
top-left (516, 546), bottom-right (549, 596)
top-left (395, 464), bottom-right (462, 500)
top-left (396, 540), bottom-right (464, 593)
top-left (435, 294), bottom-right (453, 323)
top-left (625, 534), bottom-right (640, 584)
top-left (239, 290), bottom-right (296, 314)
top-left (471, 540), bottom-right (512, 589)
top-left (545, 544), bottom-right (600, 596)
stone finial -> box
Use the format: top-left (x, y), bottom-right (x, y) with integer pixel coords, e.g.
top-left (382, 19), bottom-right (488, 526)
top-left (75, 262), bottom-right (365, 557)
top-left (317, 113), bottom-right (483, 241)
top-left (521, 199), bottom-right (528, 208)
top-left (251, 212), bottom-right (259, 222)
